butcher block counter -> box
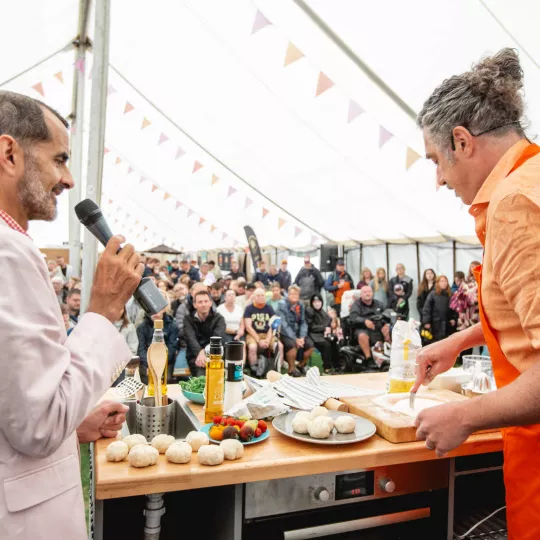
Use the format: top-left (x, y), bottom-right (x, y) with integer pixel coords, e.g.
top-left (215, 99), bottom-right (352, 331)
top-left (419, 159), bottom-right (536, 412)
top-left (94, 373), bottom-right (502, 500)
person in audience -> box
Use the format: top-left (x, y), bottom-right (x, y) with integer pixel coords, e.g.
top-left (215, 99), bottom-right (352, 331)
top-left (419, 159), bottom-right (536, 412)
top-left (389, 283), bottom-right (409, 320)
top-left (254, 280), bottom-right (265, 291)
top-left (157, 280), bottom-right (170, 294)
top-left (179, 257), bottom-right (200, 282)
top-left (169, 259), bottom-right (180, 284)
top-left (235, 281), bottom-right (247, 309)
top-left (52, 275), bottom-right (67, 303)
top-left (171, 282), bottom-right (189, 316)
top-left (326, 307), bottom-right (345, 370)
top-left (183, 290), bottom-right (226, 376)
top-left (423, 276), bottom-right (457, 342)
top-left (229, 259), bottom-right (246, 280)
top-left (417, 268), bottom-right (437, 322)
top-left (210, 282), bottom-right (225, 306)
top-left (370, 267), bottom-right (389, 307)
top-left (324, 258), bottom-right (354, 316)
top-left (199, 262), bottom-right (216, 286)
top-left (267, 282), bottom-right (283, 312)
top-left (229, 279), bottom-right (239, 294)
top-left (175, 282), bottom-right (207, 335)
top-left (112, 308), bottom-right (139, 386)
top-left (389, 264), bottom-right (413, 306)
top-left (208, 260), bottom-right (222, 281)
top-left (356, 267), bottom-right (374, 289)
top-left (254, 260), bottom-right (270, 286)
top-left (56, 255), bottom-right (72, 284)
top-left (47, 259), bottom-right (62, 280)
top-left (68, 276), bottom-right (81, 290)
top-left (137, 301), bottom-right (179, 384)
top-left (306, 293), bottom-right (334, 373)
top-left (142, 257), bottom-right (156, 278)
top-left (237, 282), bottom-right (255, 311)
top-left (158, 265), bottom-right (174, 286)
top-left (140, 253), bottom-right (147, 265)
top-left (277, 259), bottom-right (292, 292)
top-left (66, 288), bottom-right (81, 328)
top-left (223, 275), bottom-right (233, 291)
top-left (268, 264), bottom-right (279, 284)
top-left (349, 286), bottom-right (390, 369)
top-left (452, 271), bottom-right (465, 293)
top-left (179, 274), bottom-right (192, 288)
top-left (60, 303), bottom-right (70, 332)
top-left (244, 288), bottom-right (276, 370)
top-left (294, 256), bottom-right (324, 305)
top-left (217, 289), bottom-right (245, 343)
top-left (278, 285), bottom-right (314, 377)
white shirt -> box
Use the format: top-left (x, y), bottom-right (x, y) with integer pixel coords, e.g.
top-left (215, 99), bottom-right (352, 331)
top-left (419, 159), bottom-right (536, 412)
top-left (200, 272), bottom-right (216, 286)
top-left (217, 303), bottom-right (243, 332)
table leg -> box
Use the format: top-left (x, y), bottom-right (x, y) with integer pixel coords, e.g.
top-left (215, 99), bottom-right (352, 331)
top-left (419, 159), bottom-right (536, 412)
top-left (143, 493), bottom-right (166, 539)
top-left (447, 458), bottom-right (456, 540)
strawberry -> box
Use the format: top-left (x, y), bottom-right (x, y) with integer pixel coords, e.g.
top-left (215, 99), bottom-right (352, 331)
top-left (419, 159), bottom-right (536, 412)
top-left (257, 420), bottom-right (268, 433)
top-left (213, 416), bottom-right (223, 425)
top-left (254, 428), bottom-right (262, 438)
top-left (225, 417), bottom-right (235, 426)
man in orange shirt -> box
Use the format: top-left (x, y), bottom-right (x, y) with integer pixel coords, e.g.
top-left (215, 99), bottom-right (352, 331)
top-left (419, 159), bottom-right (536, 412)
top-left (412, 48), bottom-right (540, 539)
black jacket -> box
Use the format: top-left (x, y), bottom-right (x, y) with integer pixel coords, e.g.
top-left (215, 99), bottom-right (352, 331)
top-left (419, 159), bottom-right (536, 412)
top-left (294, 267), bottom-right (324, 299)
top-left (389, 275), bottom-right (413, 301)
top-left (179, 266), bottom-right (200, 283)
top-left (349, 299), bottom-right (385, 329)
top-left (254, 271), bottom-right (270, 286)
top-left (422, 291), bottom-right (457, 341)
top-left (136, 313), bottom-right (179, 369)
top-left (277, 269), bottom-right (292, 291)
top-left (183, 308), bottom-right (226, 362)
top-left (229, 270), bottom-right (246, 280)
top-left (306, 306), bottom-right (331, 337)
top-left (389, 295), bottom-right (409, 320)
top-left (416, 285), bottom-right (435, 322)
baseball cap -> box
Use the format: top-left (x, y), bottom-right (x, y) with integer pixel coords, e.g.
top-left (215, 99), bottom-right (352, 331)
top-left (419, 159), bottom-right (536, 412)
top-left (336, 258), bottom-right (345, 265)
top-left (281, 259), bottom-right (288, 264)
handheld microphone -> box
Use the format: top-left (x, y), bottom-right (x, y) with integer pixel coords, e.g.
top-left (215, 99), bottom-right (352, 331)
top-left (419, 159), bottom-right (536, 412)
top-left (75, 199), bottom-right (168, 316)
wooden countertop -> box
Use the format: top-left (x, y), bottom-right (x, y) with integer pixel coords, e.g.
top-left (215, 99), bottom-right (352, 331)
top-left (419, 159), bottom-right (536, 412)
top-left (95, 373), bottom-right (502, 500)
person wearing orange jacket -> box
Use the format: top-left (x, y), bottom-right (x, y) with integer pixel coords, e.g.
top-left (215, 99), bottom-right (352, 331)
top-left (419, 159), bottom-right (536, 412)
top-left (411, 48), bottom-right (540, 540)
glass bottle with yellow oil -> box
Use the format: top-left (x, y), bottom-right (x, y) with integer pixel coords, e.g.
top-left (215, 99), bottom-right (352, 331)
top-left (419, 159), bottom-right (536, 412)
top-left (204, 336), bottom-right (224, 424)
top-left (147, 319), bottom-right (168, 398)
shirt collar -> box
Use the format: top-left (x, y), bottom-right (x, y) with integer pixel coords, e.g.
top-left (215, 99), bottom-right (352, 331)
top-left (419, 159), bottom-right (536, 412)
top-left (0, 210), bottom-right (31, 239)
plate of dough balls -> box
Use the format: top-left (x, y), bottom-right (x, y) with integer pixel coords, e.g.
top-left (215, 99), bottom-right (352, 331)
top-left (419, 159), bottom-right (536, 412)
top-left (105, 430), bottom-right (245, 468)
top-left (272, 406), bottom-right (376, 445)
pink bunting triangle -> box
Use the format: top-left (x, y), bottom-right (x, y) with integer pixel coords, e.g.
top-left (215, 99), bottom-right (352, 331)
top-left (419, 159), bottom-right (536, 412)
top-left (158, 133), bottom-right (169, 145)
top-left (199, 217), bottom-right (206, 226)
top-left (222, 233), bottom-right (227, 241)
top-left (227, 186), bottom-right (237, 198)
top-left (104, 147), bottom-right (110, 155)
top-left (316, 72), bottom-right (334, 97)
top-left (176, 201), bottom-right (183, 209)
top-left (54, 72), bottom-right (64, 84)
top-left (127, 166), bottom-right (134, 175)
top-left (245, 197), bottom-right (253, 209)
top-left (74, 57), bottom-right (85, 74)
top-left (192, 161), bottom-right (203, 173)
top-left (311, 235), bottom-right (318, 245)
top-left (187, 208), bottom-right (194, 218)
top-left (278, 218), bottom-right (286, 229)
top-left (211, 174), bottom-right (219, 185)
top-left (32, 82), bottom-right (45, 97)
top-left (294, 226), bottom-right (302, 237)
top-left (139, 176), bottom-right (146, 184)
top-left (107, 84), bottom-right (116, 96)
top-left (347, 100), bottom-right (364, 123)
top-left (251, 9), bottom-right (272, 34)
top-left (151, 184), bottom-right (158, 192)
top-left (108, 199), bottom-right (113, 205)
top-left (124, 102), bottom-right (134, 114)
top-left (379, 126), bottom-right (393, 148)
top-left (175, 146), bottom-right (185, 160)
top-left (262, 208), bottom-right (269, 218)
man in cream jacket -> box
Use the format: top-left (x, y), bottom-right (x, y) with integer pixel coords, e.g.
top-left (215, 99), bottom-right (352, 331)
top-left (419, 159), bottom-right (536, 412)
top-left (0, 91), bottom-right (142, 539)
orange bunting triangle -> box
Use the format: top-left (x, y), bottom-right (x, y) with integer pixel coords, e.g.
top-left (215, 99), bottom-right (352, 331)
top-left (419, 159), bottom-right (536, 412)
top-left (211, 225), bottom-right (217, 233)
top-left (211, 174), bottom-right (219, 185)
top-left (32, 82), bottom-right (45, 97)
top-left (151, 185), bottom-right (158, 192)
top-left (316, 72), bottom-right (334, 97)
top-left (141, 117), bottom-right (151, 129)
top-left (164, 193), bottom-right (171, 201)
top-left (284, 42), bottom-right (304, 66)
top-left (199, 217), bottom-right (206, 226)
top-left (144, 226), bottom-right (148, 231)
top-left (115, 157), bottom-right (122, 165)
top-left (124, 101), bottom-right (134, 114)
top-left (108, 199), bottom-right (113, 205)
top-left (406, 147), bottom-right (421, 170)
top-left (193, 161), bottom-right (203, 173)
top-left (278, 218), bottom-right (286, 229)
top-left (54, 72), bottom-right (64, 84)
top-left (262, 208), bottom-right (269, 218)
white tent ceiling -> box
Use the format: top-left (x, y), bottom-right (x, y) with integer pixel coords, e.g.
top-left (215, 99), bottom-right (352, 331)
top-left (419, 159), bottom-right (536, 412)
top-left (2, 0), bottom-right (539, 250)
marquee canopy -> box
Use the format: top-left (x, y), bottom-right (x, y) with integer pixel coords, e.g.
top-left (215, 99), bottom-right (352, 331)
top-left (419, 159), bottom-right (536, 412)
top-left (2, 0), bottom-right (539, 251)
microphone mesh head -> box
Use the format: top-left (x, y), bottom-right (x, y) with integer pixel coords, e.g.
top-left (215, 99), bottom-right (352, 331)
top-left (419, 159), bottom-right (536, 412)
top-left (75, 199), bottom-right (101, 223)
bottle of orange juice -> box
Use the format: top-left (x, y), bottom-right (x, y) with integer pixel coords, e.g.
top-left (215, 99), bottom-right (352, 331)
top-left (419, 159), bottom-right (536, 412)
top-left (147, 319), bottom-right (168, 397)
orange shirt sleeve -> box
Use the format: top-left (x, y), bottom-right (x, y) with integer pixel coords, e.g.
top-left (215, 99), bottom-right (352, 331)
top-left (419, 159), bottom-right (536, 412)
top-left (491, 193), bottom-right (540, 349)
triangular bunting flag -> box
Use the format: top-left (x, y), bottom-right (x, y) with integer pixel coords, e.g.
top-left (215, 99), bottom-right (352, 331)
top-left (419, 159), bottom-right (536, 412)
top-left (227, 186), bottom-right (237, 198)
top-left (139, 176), bottom-right (146, 184)
top-left (104, 147), bottom-right (110, 155)
top-left (311, 235), bottom-right (318, 245)
top-left (262, 208), bottom-right (269, 218)
top-left (222, 233), bottom-right (227, 241)
top-left (107, 84), bottom-right (116, 96)
top-left (164, 193), bottom-right (171, 201)
top-left (347, 100), bottom-right (364, 123)
top-left (115, 157), bottom-right (122, 165)
top-left (245, 197), bottom-right (253, 209)
top-left (278, 218), bottom-right (286, 229)
top-left (187, 209), bottom-right (194, 218)
top-left (211, 174), bottom-right (219, 186)
top-left (193, 161), bottom-right (203, 173)
top-left (211, 225), bottom-right (217, 233)
top-left (74, 57), bottom-right (85, 74)
top-left (151, 184), bottom-right (158, 192)
top-left (158, 133), bottom-right (169, 145)
top-left (108, 199), bottom-right (113, 205)
top-left (127, 166), bottom-right (134, 175)
top-left (199, 217), bottom-right (206, 226)
top-left (114, 219), bottom-right (119, 225)
top-left (136, 234), bottom-right (140, 238)
top-left (175, 146), bottom-right (185, 160)
top-left (141, 117), bottom-right (151, 129)
top-left (251, 9), bottom-right (271, 34)
top-left (379, 126), bottom-right (393, 148)
top-left (54, 72), bottom-right (64, 84)
top-left (284, 42), bottom-right (304, 66)
top-left (135, 220), bottom-right (140, 225)
top-left (144, 226), bottom-right (148, 231)
top-left (124, 102), bottom-right (134, 114)
top-left (294, 226), bottom-right (302, 237)
top-left (406, 147), bottom-right (421, 170)
top-left (32, 82), bottom-right (45, 97)
top-left (316, 72), bottom-right (334, 97)
top-left (176, 201), bottom-right (183, 209)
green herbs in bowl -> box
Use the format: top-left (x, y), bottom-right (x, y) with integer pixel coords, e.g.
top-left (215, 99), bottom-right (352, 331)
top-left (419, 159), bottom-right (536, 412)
top-left (179, 376), bottom-right (205, 404)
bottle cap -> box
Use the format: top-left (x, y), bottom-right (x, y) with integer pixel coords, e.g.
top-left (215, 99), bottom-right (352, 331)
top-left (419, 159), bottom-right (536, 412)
top-left (225, 341), bottom-right (244, 362)
top-left (154, 319), bottom-right (164, 329)
top-left (209, 336), bottom-right (223, 356)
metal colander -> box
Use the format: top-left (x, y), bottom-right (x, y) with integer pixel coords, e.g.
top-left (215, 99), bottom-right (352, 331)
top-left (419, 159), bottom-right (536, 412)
top-left (136, 397), bottom-right (176, 441)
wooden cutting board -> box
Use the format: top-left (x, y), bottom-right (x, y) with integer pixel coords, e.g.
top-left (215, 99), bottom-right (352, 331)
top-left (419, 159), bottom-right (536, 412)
top-left (341, 390), bottom-right (467, 443)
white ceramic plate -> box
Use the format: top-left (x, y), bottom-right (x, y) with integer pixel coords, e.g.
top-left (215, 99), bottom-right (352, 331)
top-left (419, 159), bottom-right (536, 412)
top-left (272, 410), bottom-right (376, 446)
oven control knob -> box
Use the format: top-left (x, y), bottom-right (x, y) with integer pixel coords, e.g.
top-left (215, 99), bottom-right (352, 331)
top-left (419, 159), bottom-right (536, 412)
top-left (314, 487), bottom-right (330, 502)
top-left (379, 478), bottom-right (396, 493)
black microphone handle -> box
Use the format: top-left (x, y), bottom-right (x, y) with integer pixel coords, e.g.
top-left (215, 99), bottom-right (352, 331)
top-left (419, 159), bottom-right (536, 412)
top-left (85, 218), bottom-right (114, 248)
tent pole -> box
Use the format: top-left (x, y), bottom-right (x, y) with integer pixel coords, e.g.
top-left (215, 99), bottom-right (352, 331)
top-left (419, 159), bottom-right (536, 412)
top-left (416, 242), bottom-right (421, 284)
top-left (68, 0), bottom-right (91, 278)
top-left (452, 240), bottom-right (457, 277)
top-left (385, 243), bottom-right (390, 278)
top-left (359, 243), bottom-right (363, 274)
top-left (81, 0), bottom-right (111, 314)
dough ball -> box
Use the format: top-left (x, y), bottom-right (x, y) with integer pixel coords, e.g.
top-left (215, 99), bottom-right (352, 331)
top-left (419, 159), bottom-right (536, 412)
top-left (151, 434), bottom-right (176, 454)
top-left (335, 416), bottom-right (356, 434)
top-left (220, 439), bottom-right (244, 461)
top-left (122, 434), bottom-right (148, 450)
top-left (186, 431), bottom-right (210, 451)
top-left (292, 414), bottom-right (311, 434)
top-left (166, 442), bottom-right (193, 464)
top-left (309, 406), bottom-right (329, 419)
top-left (295, 411), bottom-right (311, 421)
top-left (318, 416), bottom-right (334, 432)
top-left (106, 440), bottom-right (129, 462)
top-left (128, 445), bottom-right (159, 468)
top-left (307, 416), bottom-right (333, 439)
top-left (197, 445), bottom-right (224, 466)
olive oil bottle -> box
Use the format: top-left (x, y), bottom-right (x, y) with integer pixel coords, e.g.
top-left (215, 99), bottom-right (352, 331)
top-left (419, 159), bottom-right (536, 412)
top-left (204, 336), bottom-right (224, 424)
top-left (147, 319), bottom-right (168, 397)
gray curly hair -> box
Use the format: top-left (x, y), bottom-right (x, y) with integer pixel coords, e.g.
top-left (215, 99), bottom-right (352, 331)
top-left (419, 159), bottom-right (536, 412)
top-left (417, 48), bottom-right (526, 154)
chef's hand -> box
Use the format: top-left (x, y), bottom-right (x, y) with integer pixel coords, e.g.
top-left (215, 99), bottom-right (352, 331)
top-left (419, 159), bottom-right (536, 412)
top-left (415, 401), bottom-right (473, 457)
top-left (410, 337), bottom-right (460, 393)
top-left (77, 401), bottom-right (129, 443)
top-left (365, 320), bottom-right (375, 330)
top-left (195, 350), bottom-right (207, 368)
